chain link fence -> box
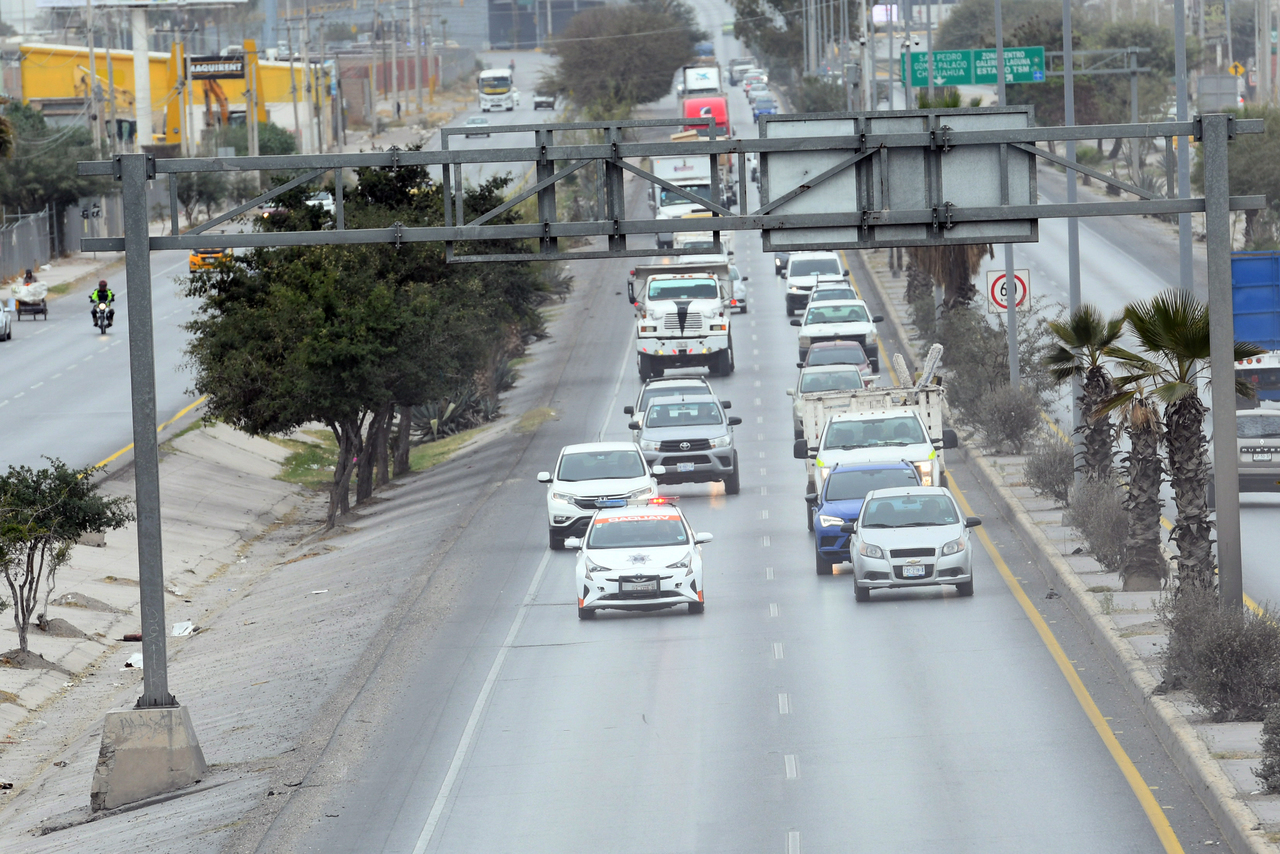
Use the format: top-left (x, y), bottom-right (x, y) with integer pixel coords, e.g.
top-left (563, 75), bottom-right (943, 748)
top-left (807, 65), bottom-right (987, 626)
top-left (0, 208), bottom-right (51, 282)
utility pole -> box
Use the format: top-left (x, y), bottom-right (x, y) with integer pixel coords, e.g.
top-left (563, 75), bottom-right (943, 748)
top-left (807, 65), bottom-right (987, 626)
top-left (287, 12), bottom-right (302, 151)
top-left (904, 0), bottom-right (913, 108)
top-left (391, 11), bottom-right (399, 122)
top-left (1063, 0), bottom-right (1082, 481)
top-left (426, 6), bottom-right (435, 105)
top-left (1257, 0), bottom-right (1269, 107)
top-left (1175, 0), bottom-right (1193, 291)
top-left (106, 17), bottom-right (118, 155)
top-left (86, 0), bottom-right (100, 152)
top-left (300, 4), bottom-right (313, 154)
top-left (861, 0), bottom-right (871, 110)
top-left (925, 0), bottom-right (934, 104)
top-left (995, 0), bottom-right (1019, 387)
top-left (318, 20), bottom-right (329, 152)
top-left (414, 0), bottom-right (423, 113)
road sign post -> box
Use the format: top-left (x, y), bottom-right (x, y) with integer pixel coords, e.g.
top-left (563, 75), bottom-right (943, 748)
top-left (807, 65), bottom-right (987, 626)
top-left (986, 268), bottom-right (1029, 313)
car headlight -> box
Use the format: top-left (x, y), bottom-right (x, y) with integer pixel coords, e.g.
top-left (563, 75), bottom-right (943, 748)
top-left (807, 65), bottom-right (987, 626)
top-left (817, 514), bottom-right (844, 528)
top-left (817, 466), bottom-right (830, 484)
top-left (710, 323), bottom-right (727, 331)
top-left (710, 434), bottom-right (732, 448)
top-left (627, 485), bottom-right (655, 498)
top-left (639, 439), bottom-right (659, 451)
top-left (551, 491), bottom-right (575, 503)
top-left (914, 460), bottom-right (933, 487)
top-left (858, 542), bottom-right (884, 559)
top-left (583, 558), bottom-right (601, 581)
top-left (667, 552), bottom-right (692, 570)
top-left (941, 536), bottom-right (965, 556)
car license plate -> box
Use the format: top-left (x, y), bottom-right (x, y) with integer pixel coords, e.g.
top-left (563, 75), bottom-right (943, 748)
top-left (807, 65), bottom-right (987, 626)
top-left (621, 580), bottom-right (658, 592)
top-left (677, 462), bottom-right (696, 472)
top-left (901, 565), bottom-right (927, 578)
top-left (1255, 452), bottom-right (1273, 462)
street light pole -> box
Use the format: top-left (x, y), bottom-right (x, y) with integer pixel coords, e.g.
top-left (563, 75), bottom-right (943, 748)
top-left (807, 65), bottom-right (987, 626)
top-left (995, 0), bottom-right (1019, 387)
top-left (1175, 0), bottom-right (1194, 292)
top-left (1063, 0), bottom-right (1082, 480)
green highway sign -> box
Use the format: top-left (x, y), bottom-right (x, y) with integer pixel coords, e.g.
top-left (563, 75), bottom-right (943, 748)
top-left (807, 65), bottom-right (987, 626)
top-left (901, 46), bottom-right (1046, 87)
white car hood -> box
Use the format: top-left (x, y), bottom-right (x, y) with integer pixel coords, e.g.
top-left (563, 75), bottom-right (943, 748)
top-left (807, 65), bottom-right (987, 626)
top-left (819, 443), bottom-right (933, 466)
top-left (583, 544), bottom-right (692, 573)
top-left (801, 321), bottom-right (874, 338)
top-left (647, 299), bottom-right (722, 316)
top-left (556, 475), bottom-right (653, 498)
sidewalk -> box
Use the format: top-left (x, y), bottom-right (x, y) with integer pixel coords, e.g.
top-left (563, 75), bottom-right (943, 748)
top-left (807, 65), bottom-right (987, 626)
top-left (859, 246), bottom-right (1280, 854)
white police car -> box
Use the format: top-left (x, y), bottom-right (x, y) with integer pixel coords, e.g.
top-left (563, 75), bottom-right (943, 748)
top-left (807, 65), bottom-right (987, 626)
top-left (565, 499), bottom-right (712, 619)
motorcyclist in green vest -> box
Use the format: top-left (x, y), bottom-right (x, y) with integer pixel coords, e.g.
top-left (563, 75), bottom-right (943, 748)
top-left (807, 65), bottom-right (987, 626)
top-left (89, 279), bottom-right (115, 327)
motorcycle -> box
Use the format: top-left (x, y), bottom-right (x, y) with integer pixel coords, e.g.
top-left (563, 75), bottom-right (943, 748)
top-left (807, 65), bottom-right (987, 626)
top-left (93, 302), bottom-right (110, 335)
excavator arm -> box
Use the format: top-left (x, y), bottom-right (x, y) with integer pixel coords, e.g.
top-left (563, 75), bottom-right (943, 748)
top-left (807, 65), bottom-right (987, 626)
top-left (203, 78), bottom-right (230, 126)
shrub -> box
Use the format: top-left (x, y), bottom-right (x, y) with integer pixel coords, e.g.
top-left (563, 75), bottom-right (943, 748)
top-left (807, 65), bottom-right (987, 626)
top-left (1024, 439), bottom-right (1073, 506)
top-left (972, 384), bottom-right (1041, 453)
top-left (1255, 705), bottom-right (1280, 792)
top-left (1064, 477), bottom-right (1127, 573)
top-left (1159, 587), bottom-right (1280, 721)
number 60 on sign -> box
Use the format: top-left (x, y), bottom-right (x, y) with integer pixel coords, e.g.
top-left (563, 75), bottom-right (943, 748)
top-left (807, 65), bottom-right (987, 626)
top-left (986, 269), bottom-right (1030, 314)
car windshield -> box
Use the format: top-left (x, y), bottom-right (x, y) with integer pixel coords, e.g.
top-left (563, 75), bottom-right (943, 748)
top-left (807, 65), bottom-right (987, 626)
top-left (825, 468), bottom-right (920, 502)
top-left (587, 516), bottom-right (689, 548)
top-left (468, 117), bottom-right (486, 124)
top-left (660, 185), bottom-right (712, 207)
top-left (646, 401), bottom-right (723, 427)
top-left (860, 494), bottom-right (960, 528)
top-left (807, 344), bottom-right (867, 366)
top-left (557, 450), bottom-right (646, 482)
top-left (804, 304), bottom-right (870, 324)
top-left (638, 383), bottom-right (706, 411)
top-left (1239, 416), bottom-right (1280, 439)
top-left (647, 278), bottom-right (719, 300)
top-left (789, 258), bottom-right (842, 277)
top-left (811, 289), bottom-right (857, 302)
top-left (799, 369), bottom-right (863, 393)
top-left (824, 416), bottom-right (927, 449)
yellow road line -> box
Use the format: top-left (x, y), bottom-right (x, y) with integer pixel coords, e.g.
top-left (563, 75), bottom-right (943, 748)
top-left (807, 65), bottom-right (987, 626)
top-left (950, 478), bottom-right (1186, 854)
top-left (90, 395), bottom-right (207, 471)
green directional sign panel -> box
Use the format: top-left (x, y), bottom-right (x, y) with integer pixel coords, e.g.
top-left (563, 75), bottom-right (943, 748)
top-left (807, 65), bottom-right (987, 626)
top-left (901, 47), bottom-right (1045, 87)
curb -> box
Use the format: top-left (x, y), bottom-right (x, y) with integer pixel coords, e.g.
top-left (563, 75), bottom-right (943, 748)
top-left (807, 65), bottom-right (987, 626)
top-left (855, 248), bottom-right (1275, 854)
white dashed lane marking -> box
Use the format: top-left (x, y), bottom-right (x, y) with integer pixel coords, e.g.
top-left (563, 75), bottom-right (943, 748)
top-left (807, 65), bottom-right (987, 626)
top-left (778, 692), bottom-right (789, 713)
top-left (773, 642), bottom-right (784, 660)
top-left (784, 755), bottom-right (799, 779)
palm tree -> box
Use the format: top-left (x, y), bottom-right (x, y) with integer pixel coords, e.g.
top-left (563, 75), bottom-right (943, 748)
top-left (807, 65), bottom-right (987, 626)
top-left (1098, 383), bottom-right (1167, 591)
top-left (1105, 289), bottom-right (1264, 593)
top-left (1044, 305), bottom-right (1125, 481)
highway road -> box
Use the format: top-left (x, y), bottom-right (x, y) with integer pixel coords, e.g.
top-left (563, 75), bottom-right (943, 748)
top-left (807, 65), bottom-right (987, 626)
top-left (244, 8), bottom-right (1231, 850)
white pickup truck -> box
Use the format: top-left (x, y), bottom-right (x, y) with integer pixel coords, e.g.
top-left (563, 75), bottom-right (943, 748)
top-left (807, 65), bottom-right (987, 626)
top-left (628, 259), bottom-right (735, 380)
top-left (792, 383), bottom-right (957, 526)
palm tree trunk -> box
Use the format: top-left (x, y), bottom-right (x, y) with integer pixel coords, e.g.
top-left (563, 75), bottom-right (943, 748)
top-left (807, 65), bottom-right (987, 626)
top-left (1080, 368), bottom-right (1115, 481)
top-left (1165, 395), bottom-right (1215, 592)
top-left (1121, 403), bottom-right (1168, 591)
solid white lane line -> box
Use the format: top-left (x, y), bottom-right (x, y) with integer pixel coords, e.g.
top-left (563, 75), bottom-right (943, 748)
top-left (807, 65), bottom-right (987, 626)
top-left (769, 603), bottom-right (778, 618)
top-left (784, 755), bottom-right (798, 779)
top-left (773, 642), bottom-right (783, 660)
top-left (412, 549), bottom-right (553, 853)
top-left (597, 337), bottom-right (633, 442)
top-left (778, 692), bottom-right (789, 713)
top-left (766, 566), bottom-right (774, 580)
top-left (786, 830), bottom-right (802, 854)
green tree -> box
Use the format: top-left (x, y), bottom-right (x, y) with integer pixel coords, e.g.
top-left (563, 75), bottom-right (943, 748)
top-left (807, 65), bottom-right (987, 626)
top-left (793, 76), bottom-right (845, 112)
top-left (0, 459), bottom-right (133, 657)
top-left (1044, 305), bottom-right (1124, 481)
top-left (1105, 290), bottom-right (1264, 592)
top-left (1192, 105), bottom-right (1280, 246)
top-left (173, 171), bottom-right (227, 227)
top-left (0, 103), bottom-right (111, 239)
top-left (730, 0), bottom-right (802, 69)
top-left (544, 1), bottom-right (703, 112)
top-left (935, 0), bottom-right (1059, 50)
top-left (214, 121), bottom-right (298, 157)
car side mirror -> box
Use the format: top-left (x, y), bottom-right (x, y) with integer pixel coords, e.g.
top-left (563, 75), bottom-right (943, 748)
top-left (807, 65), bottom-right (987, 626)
top-left (804, 492), bottom-right (818, 503)
top-left (721, 401), bottom-right (731, 409)
top-left (627, 283), bottom-right (635, 303)
top-left (872, 315), bottom-right (884, 323)
top-left (564, 537), bottom-right (583, 549)
top-left (844, 269), bottom-right (851, 276)
top-left (623, 405), bottom-right (634, 415)
top-left (796, 362), bottom-right (805, 369)
top-left (727, 416), bottom-right (743, 426)
top-left (785, 388), bottom-right (795, 397)
top-left (740, 276), bottom-right (749, 282)
top-left (779, 270), bottom-right (787, 279)
top-left (651, 465), bottom-right (666, 476)
top-left (694, 532), bottom-right (713, 544)
top-left (536, 471), bottom-right (552, 483)
top-left (840, 521), bottom-right (857, 533)
top-left (789, 319), bottom-right (802, 327)
top-left (942, 429), bottom-right (958, 450)
top-left (628, 421), bottom-right (641, 431)
top-left (793, 439), bottom-right (809, 460)
top-left (965, 517), bottom-right (982, 528)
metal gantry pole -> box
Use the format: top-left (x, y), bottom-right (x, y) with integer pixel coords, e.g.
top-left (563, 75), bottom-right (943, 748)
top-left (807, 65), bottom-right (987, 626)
top-left (1203, 113), bottom-right (1243, 612)
top-left (1063, 0), bottom-right (1082, 476)
top-left (1174, 0), bottom-right (1194, 291)
top-left (995, 0), bottom-right (1019, 386)
top-left (925, 0), bottom-right (934, 104)
top-left (120, 152), bottom-right (176, 709)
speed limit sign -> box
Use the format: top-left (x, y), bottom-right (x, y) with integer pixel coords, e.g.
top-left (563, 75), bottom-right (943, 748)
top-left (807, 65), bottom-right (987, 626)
top-left (986, 269), bottom-right (1029, 314)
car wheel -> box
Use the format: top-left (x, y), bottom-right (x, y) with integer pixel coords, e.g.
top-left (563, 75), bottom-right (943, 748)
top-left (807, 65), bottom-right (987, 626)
top-left (956, 579), bottom-right (974, 597)
top-left (549, 529), bottom-right (565, 551)
top-left (741, 303), bottom-right (748, 314)
top-left (723, 461), bottom-right (741, 495)
top-left (815, 549), bottom-right (833, 575)
top-left (578, 606), bottom-right (595, 620)
top-left (638, 353), bottom-right (654, 381)
top-left (688, 601), bottom-right (705, 614)
top-left (854, 584), bottom-right (871, 603)
top-left (786, 305), bottom-right (795, 317)
top-left (806, 504), bottom-right (814, 532)
top-left (937, 470), bottom-right (948, 489)
top-left (712, 348), bottom-right (732, 377)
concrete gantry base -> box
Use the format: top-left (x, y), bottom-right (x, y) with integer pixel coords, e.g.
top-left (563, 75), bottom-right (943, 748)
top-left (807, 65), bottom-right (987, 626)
top-left (90, 706), bottom-right (207, 812)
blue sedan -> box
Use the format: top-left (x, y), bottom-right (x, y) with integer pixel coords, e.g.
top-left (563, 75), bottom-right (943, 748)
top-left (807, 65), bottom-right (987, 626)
top-left (810, 462), bottom-right (920, 575)
top-left (752, 97), bottom-right (778, 121)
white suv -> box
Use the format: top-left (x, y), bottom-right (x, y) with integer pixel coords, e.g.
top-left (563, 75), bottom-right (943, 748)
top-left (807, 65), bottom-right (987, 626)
top-left (538, 442), bottom-right (664, 550)
top-left (783, 251), bottom-right (848, 315)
